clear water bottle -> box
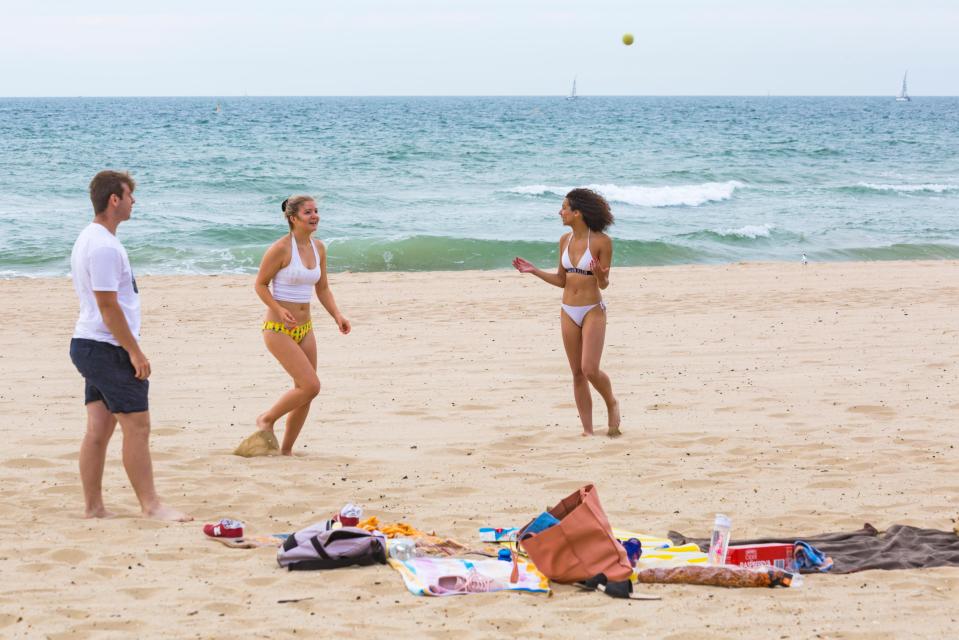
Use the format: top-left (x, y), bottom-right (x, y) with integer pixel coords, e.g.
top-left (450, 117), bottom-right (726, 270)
top-left (708, 513), bottom-right (732, 565)
top-left (390, 537), bottom-right (417, 561)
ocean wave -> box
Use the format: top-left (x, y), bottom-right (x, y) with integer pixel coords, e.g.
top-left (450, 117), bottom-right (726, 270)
top-left (325, 236), bottom-right (716, 271)
top-left (714, 223), bottom-right (774, 239)
top-left (817, 243), bottom-right (959, 261)
top-left (678, 224), bottom-right (788, 246)
top-left (855, 183), bottom-right (958, 194)
top-left (507, 181), bottom-right (744, 207)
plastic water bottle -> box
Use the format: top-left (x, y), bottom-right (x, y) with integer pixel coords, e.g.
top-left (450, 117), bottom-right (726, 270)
top-left (390, 537), bottom-right (417, 561)
top-left (708, 514), bottom-right (732, 565)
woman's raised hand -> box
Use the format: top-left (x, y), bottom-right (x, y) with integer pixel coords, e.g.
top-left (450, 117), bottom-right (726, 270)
top-left (512, 257), bottom-right (537, 273)
top-left (589, 258), bottom-right (609, 277)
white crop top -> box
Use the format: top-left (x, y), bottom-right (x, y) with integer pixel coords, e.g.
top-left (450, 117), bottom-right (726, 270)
top-left (272, 235), bottom-right (321, 303)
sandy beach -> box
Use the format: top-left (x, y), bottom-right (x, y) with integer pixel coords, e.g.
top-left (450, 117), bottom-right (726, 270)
top-left (1, 260), bottom-right (957, 639)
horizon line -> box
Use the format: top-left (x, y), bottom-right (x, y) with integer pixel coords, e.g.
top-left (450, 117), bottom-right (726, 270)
top-left (1, 94), bottom-right (957, 99)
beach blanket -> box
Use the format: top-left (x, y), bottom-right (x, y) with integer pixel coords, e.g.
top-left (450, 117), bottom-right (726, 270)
top-left (480, 526), bottom-right (708, 568)
top-left (389, 557), bottom-right (550, 596)
top-left (668, 523), bottom-right (959, 573)
top-left (612, 528), bottom-right (708, 567)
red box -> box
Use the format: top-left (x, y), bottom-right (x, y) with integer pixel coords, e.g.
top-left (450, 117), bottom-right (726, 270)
top-left (725, 543), bottom-right (795, 571)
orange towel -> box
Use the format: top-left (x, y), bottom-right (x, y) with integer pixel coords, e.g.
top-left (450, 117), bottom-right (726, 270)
top-left (358, 517), bottom-right (427, 538)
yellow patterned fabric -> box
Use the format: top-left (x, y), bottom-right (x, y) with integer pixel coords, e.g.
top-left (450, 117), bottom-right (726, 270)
top-left (262, 320), bottom-right (313, 343)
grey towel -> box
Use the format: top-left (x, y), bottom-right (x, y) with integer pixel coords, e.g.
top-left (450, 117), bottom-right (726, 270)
top-left (668, 523), bottom-right (959, 574)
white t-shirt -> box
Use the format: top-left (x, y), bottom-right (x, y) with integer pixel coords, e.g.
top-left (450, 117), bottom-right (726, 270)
top-left (71, 222), bottom-right (141, 346)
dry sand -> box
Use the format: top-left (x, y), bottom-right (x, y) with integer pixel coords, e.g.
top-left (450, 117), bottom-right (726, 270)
top-left (0, 261), bottom-right (957, 638)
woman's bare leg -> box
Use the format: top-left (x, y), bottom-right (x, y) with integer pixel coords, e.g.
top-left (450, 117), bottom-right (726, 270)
top-left (561, 310), bottom-right (594, 435)
top-left (279, 331), bottom-right (318, 454)
top-left (580, 306), bottom-right (620, 436)
top-left (258, 331), bottom-right (320, 440)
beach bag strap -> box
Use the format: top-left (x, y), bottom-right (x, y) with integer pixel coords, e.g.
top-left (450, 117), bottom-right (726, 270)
top-left (310, 536), bottom-right (331, 560)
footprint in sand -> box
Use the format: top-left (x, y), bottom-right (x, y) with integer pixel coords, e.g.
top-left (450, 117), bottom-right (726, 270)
top-left (118, 587), bottom-right (162, 601)
top-left (51, 549), bottom-right (89, 564)
top-left (1, 457), bottom-right (57, 469)
top-left (54, 608), bottom-right (91, 621)
top-left (244, 576), bottom-right (281, 588)
top-left (847, 405), bottom-right (896, 419)
top-left (457, 403), bottom-right (498, 411)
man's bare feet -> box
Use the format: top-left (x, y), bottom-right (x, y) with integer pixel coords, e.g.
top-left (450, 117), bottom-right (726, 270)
top-left (143, 503), bottom-right (193, 522)
top-left (84, 507), bottom-right (116, 519)
top-left (607, 426), bottom-right (622, 438)
top-left (581, 429), bottom-right (594, 437)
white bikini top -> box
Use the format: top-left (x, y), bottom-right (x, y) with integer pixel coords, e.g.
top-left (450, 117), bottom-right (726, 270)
top-left (272, 235), bottom-right (321, 303)
top-left (562, 230), bottom-right (594, 275)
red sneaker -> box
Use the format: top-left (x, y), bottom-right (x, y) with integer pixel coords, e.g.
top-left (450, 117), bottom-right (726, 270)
top-left (203, 518), bottom-right (244, 539)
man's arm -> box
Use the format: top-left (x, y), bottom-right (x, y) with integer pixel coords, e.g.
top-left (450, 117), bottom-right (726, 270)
top-left (94, 291), bottom-right (150, 380)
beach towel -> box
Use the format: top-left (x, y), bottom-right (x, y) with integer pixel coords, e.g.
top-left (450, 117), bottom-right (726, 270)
top-left (481, 526), bottom-right (708, 568)
top-left (358, 517), bottom-right (427, 538)
top-left (668, 523), bottom-right (959, 573)
top-left (390, 557), bottom-right (549, 596)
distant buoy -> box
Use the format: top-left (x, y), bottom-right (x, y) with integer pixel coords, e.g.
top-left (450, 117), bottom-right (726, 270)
top-left (622, 33), bottom-right (634, 46)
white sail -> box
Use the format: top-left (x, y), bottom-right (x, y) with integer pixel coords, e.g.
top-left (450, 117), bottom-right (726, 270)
top-left (896, 72), bottom-right (910, 102)
top-left (566, 77), bottom-right (577, 100)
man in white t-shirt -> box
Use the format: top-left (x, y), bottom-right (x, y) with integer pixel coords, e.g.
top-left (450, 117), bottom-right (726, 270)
top-left (69, 170), bottom-right (191, 522)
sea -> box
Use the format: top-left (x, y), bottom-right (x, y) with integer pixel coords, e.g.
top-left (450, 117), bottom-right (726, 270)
top-left (1, 96), bottom-right (957, 276)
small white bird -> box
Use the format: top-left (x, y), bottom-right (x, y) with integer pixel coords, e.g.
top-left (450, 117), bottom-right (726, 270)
top-left (801, 253), bottom-right (808, 265)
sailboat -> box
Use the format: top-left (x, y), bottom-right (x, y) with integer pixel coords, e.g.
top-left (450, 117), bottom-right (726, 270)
top-left (895, 72), bottom-right (910, 102)
top-left (566, 77), bottom-right (578, 101)
top-left (214, 102), bottom-right (222, 113)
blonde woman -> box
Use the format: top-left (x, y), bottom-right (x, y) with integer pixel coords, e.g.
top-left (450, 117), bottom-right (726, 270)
top-left (239, 195), bottom-right (350, 456)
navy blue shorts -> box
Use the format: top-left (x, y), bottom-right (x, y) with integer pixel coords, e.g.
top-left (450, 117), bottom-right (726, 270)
top-left (69, 338), bottom-right (149, 414)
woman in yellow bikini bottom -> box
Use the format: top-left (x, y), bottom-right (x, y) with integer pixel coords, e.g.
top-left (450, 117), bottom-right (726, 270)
top-left (262, 320), bottom-right (313, 344)
top-left (247, 194), bottom-right (351, 457)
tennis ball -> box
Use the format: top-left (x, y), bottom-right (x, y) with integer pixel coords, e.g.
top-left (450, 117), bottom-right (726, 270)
top-left (622, 33), bottom-right (634, 46)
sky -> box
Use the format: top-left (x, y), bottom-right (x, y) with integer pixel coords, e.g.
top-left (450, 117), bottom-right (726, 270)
top-left (1, 0), bottom-right (956, 96)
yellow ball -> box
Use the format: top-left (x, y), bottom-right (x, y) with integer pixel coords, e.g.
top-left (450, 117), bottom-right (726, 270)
top-left (622, 33), bottom-right (634, 46)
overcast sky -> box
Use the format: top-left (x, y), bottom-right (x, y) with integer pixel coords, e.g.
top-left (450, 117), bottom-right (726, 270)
top-left (2, 0), bottom-right (956, 96)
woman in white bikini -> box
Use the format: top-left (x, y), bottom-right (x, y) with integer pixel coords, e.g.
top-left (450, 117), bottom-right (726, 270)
top-left (512, 188), bottom-right (620, 437)
top-left (250, 195), bottom-right (350, 455)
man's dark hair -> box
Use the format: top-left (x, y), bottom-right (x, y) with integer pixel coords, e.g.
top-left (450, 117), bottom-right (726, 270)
top-left (89, 170), bottom-right (136, 214)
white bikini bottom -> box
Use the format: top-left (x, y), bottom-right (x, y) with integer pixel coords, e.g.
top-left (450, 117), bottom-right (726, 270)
top-left (561, 301), bottom-right (606, 327)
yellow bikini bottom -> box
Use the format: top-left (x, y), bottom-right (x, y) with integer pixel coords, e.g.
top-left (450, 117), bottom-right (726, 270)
top-left (262, 320), bottom-right (313, 343)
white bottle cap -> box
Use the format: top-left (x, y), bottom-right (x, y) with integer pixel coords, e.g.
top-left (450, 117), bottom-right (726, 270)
top-left (714, 513), bottom-right (731, 528)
